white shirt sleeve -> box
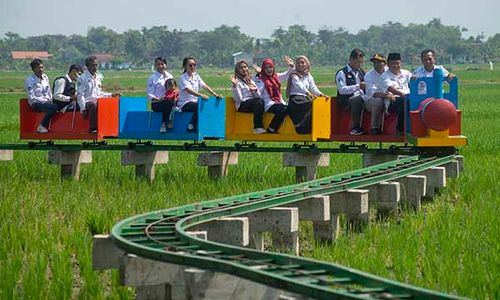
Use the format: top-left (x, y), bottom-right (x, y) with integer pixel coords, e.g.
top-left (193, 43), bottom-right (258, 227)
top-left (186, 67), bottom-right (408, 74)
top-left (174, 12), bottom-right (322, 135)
top-left (335, 71), bottom-right (361, 95)
top-left (146, 74), bottom-right (156, 101)
top-left (53, 78), bottom-right (71, 102)
top-left (307, 75), bottom-right (322, 96)
top-left (77, 77), bottom-right (87, 112)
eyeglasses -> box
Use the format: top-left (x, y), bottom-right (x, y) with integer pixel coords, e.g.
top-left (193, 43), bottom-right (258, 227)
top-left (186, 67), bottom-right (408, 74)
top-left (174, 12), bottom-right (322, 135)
top-left (188, 63), bottom-right (196, 67)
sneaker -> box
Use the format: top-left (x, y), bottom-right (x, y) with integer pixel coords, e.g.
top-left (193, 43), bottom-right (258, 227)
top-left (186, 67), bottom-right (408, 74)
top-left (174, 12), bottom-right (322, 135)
top-left (350, 126), bottom-right (365, 135)
top-left (89, 129), bottom-right (97, 134)
top-left (369, 127), bottom-right (382, 135)
top-left (36, 124), bottom-right (49, 133)
top-left (253, 128), bottom-right (266, 134)
top-left (167, 120), bottom-right (174, 129)
top-left (160, 123), bottom-right (167, 133)
top-left (187, 123), bottom-right (195, 131)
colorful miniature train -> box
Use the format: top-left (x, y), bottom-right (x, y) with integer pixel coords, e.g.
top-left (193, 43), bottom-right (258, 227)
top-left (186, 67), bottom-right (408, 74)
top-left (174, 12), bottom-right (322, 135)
top-left (19, 72), bottom-right (466, 148)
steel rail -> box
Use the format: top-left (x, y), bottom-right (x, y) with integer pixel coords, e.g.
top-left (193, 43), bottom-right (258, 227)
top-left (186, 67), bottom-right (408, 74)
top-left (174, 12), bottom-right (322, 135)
top-left (111, 155), bottom-right (466, 300)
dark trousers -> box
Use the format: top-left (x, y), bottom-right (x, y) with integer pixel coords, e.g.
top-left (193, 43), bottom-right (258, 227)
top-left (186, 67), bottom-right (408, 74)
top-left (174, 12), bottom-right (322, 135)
top-left (53, 100), bottom-right (79, 112)
top-left (337, 95), bottom-right (364, 129)
top-left (152, 100), bottom-right (175, 123)
top-left (83, 100), bottom-right (98, 132)
top-left (287, 95), bottom-right (312, 134)
top-left (388, 95), bottom-right (407, 132)
top-left (30, 101), bottom-right (59, 128)
top-left (237, 97), bottom-right (264, 129)
top-left (267, 103), bottom-right (287, 131)
top-left (182, 101), bottom-right (198, 127)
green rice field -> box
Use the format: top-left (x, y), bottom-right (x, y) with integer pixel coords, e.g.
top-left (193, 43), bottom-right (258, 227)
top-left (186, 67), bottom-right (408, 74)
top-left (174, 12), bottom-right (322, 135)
top-left (0, 66), bottom-right (499, 299)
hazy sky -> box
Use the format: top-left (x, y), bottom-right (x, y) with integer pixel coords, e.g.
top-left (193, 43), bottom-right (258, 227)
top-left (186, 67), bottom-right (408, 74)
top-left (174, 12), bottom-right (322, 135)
top-left (1, 0), bottom-right (497, 39)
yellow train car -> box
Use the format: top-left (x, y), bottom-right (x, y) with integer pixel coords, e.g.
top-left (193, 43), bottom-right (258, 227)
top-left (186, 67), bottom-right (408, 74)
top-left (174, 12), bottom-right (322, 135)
top-left (225, 96), bottom-right (331, 142)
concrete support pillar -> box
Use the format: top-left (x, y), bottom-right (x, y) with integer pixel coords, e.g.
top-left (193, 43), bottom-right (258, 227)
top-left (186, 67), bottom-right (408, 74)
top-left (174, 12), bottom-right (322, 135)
top-left (121, 150), bottom-right (169, 181)
top-left (394, 175), bottom-right (427, 210)
top-left (183, 268), bottom-right (306, 300)
top-left (283, 152), bottom-right (330, 182)
top-left (314, 190), bottom-right (369, 242)
top-left (455, 155), bottom-right (464, 172)
top-left (48, 150), bottom-right (92, 180)
top-left (361, 153), bottom-right (402, 167)
top-left (197, 151), bottom-right (238, 178)
top-left (244, 207), bottom-right (299, 255)
top-left (92, 234), bottom-right (126, 270)
top-left (418, 166), bottom-right (446, 198)
top-left (0, 150), bottom-right (14, 161)
top-left (194, 217), bottom-right (249, 247)
top-left (441, 160), bottom-right (460, 179)
top-left (365, 182), bottom-right (400, 218)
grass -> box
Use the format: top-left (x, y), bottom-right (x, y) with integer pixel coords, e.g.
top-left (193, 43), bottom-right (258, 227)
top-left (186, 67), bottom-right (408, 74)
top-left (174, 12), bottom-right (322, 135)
top-left (0, 66), bottom-right (499, 299)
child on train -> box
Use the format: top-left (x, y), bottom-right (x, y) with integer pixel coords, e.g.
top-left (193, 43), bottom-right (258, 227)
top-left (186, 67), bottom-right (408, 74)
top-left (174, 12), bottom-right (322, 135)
top-left (163, 78), bottom-right (179, 130)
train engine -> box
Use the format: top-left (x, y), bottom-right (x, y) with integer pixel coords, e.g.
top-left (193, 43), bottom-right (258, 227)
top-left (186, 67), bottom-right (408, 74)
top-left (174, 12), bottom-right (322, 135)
top-left (407, 68), bottom-right (467, 147)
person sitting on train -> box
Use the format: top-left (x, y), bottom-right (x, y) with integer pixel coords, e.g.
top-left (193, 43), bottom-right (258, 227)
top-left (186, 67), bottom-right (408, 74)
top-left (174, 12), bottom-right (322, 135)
top-left (53, 64), bottom-right (83, 113)
top-left (24, 59), bottom-right (57, 133)
top-left (335, 49), bottom-right (366, 135)
top-left (254, 56), bottom-right (294, 133)
top-left (286, 55), bottom-right (324, 134)
top-left (411, 49), bottom-right (454, 80)
top-left (147, 56), bottom-right (175, 133)
top-left (229, 60), bottom-right (266, 134)
top-left (363, 53), bottom-right (396, 135)
top-left (77, 56), bottom-right (121, 133)
top-left (178, 56), bottom-right (222, 132)
top-left (380, 53), bottom-right (412, 135)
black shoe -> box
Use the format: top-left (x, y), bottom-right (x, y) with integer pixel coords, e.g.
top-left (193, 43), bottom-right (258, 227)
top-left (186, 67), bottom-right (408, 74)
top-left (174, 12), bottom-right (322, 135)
top-left (350, 126), bottom-right (365, 135)
top-left (370, 127), bottom-right (382, 135)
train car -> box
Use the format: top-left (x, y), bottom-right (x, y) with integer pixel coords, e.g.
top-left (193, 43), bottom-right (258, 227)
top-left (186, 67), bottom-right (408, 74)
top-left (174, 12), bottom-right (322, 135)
top-left (118, 96), bottom-right (225, 141)
top-left (407, 69), bottom-right (467, 147)
top-left (19, 97), bottom-right (119, 140)
top-left (225, 96), bottom-right (331, 142)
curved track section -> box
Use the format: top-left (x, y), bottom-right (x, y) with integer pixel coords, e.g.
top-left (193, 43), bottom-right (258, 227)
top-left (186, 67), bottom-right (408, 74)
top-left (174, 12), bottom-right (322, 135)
top-left (112, 155), bottom-right (464, 300)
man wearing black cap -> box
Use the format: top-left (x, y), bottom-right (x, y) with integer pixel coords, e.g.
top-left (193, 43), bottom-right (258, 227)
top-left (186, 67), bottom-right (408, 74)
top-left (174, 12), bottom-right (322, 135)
top-left (335, 49), bottom-right (366, 135)
top-left (363, 53), bottom-right (396, 134)
top-left (381, 53), bottom-right (412, 134)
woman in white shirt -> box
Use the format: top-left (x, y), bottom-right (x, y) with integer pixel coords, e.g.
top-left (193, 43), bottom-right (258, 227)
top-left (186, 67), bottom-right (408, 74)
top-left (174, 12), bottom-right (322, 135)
top-left (178, 56), bottom-right (222, 131)
top-left (286, 55), bottom-right (323, 134)
top-left (147, 56), bottom-right (174, 132)
top-left (229, 60), bottom-right (265, 134)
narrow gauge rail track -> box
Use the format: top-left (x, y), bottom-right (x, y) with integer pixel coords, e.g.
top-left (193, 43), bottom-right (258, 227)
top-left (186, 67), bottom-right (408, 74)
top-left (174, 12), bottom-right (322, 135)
top-left (111, 155), bottom-right (465, 300)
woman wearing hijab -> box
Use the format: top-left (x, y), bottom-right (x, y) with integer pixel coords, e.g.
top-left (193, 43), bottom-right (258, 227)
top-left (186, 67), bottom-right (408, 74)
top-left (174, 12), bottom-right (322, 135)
top-left (229, 60), bottom-right (265, 134)
top-left (255, 56), bottom-right (294, 133)
top-left (286, 55), bottom-right (324, 134)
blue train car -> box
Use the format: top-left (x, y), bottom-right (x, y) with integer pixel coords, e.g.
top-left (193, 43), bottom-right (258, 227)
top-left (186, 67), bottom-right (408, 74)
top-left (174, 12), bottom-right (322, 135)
top-left (118, 96), bottom-right (225, 141)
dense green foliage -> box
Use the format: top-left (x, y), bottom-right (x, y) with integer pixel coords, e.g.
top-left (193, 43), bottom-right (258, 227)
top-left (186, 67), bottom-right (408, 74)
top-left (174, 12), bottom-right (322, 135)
top-left (1, 19), bottom-right (499, 70)
top-left (0, 68), bottom-right (499, 299)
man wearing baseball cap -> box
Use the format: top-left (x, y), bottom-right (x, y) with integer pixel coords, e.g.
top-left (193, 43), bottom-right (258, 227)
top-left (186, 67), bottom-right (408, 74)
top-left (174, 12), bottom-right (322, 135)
top-left (380, 53), bottom-right (412, 135)
top-left (363, 53), bottom-right (396, 134)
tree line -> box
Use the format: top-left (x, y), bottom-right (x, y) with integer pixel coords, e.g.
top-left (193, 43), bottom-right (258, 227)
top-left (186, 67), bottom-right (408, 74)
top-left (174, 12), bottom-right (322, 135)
top-left (1, 18), bottom-right (498, 70)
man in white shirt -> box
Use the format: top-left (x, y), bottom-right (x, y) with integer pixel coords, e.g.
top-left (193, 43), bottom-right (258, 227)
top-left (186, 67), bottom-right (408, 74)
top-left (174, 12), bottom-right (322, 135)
top-left (412, 49), bottom-right (453, 79)
top-left (381, 53), bottom-right (412, 134)
top-left (335, 49), bottom-right (366, 135)
top-left (363, 54), bottom-right (396, 134)
top-left (24, 59), bottom-right (56, 133)
top-left (53, 64), bottom-right (83, 112)
top-left (77, 56), bottom-right (120, 133)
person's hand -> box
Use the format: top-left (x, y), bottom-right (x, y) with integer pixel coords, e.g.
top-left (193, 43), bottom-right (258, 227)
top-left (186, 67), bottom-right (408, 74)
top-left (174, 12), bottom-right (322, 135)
top-left (214, 93), bottom-right (223, 99)
top-left (252, 64), bottom-right (261, 74)
top-left (447, 73), bottom-right (455, 80)
top-left (229, 75), bottom-right (237, 86)
top-left (112, 93), bottom-right (121, 97)
top-left (200, 94), bottom-right (209, 100)
top-left (70, 95), bottom-right (77, 102)
top-left (359, 82), bottom-right (366, 90)
top-left (283, 56), bottom-right (294, 68)
top-left (386, 92), bottom-right (396, 101)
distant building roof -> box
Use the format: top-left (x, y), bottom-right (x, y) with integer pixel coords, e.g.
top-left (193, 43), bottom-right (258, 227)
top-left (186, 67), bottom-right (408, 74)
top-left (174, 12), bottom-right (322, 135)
top-left (11, 51), bottom-right (52, 60)
top-left (93, 53), bottom-right (114, 62)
